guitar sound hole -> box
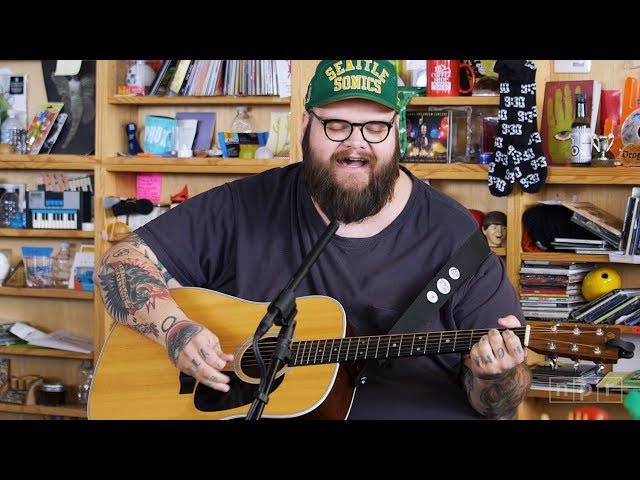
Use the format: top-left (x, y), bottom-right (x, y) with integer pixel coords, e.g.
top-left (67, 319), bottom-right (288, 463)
top-left (239, 337), bottom-right (288, 380)
top-left (193, 371), bottom-right (284, 413)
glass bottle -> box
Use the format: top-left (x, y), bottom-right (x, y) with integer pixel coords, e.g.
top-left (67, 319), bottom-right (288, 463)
top-left (76, 360), bottom-right (93, 405)
top-left (230, 106), bottom-right (253, 133)
top-left (570, 93), bottom-right (592, 167)
top-left (0, 109), bottom-right (20, 146)
top-left (53, 242), bottom-right (73, 288)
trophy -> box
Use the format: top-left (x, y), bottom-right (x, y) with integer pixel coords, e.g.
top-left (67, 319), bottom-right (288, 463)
top-left (591, 133), bottom-right (616, 166)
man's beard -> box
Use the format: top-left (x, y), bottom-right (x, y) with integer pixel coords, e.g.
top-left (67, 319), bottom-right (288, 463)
top-left (300, 128), bottom-right (401, 224)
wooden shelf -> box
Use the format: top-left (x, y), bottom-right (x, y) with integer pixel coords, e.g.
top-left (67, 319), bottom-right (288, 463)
top-left (404, 162), bottom-right (489, 180)
top-left (491, 247), bottom-right (506, 256)
top-left (0, 287), bottom-right (93, 300)
top-left (408, 96), bottom-right (500, 106)
top-left (0, 346), bottom-right (92, 359)
top-left (545, 166), bottom-right (640, 184)
top-left (0, 228), bottom-right (93, 239)
top-left (0, 402), bottom-right (87, 418)
top-left (0, 155), bottom-right (97, 170)
top-left (103, 156), bottom-right (295, 174)
top-left (108, 95), bottom-right (290, 105)
top-left (520, 252), bottom-right (611, 263)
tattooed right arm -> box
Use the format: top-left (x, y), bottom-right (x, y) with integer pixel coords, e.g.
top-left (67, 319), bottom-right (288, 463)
top-left (94, 233), bottom-right (234, 392)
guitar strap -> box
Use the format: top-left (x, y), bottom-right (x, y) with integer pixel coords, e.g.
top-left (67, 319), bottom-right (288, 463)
top-left (354, 229), bottom-right (491, 386)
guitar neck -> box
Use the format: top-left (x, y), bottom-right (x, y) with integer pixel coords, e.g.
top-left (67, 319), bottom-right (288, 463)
top-left (289, 326), bottom-right (530, 367)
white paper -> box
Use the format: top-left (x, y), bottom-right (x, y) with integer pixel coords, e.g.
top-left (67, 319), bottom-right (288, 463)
top-left (9, 322), bottom-right (92, 354)
top-left (54, 60), bottom-right (82, 76)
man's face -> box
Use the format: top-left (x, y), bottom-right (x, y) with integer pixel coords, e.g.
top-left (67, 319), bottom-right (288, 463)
top-left (300, 99), bottom-right (401, 224)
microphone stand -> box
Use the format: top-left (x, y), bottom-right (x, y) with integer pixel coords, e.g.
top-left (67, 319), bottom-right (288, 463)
top-left (245, 220), bottom-right (338, 420)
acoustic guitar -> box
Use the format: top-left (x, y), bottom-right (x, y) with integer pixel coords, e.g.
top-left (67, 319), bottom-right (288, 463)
top-left (88, 287), bottom-right (634, 420)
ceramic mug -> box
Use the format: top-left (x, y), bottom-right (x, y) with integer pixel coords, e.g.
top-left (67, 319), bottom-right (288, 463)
top-left (427, 60), bottom-right (476, 97)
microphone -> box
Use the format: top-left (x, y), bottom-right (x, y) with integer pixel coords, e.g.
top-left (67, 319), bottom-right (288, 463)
top-left (253, 220), bottom-right (338, 339)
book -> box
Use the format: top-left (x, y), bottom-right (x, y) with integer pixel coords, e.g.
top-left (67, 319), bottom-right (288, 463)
top-left (175, 111), bottom-right (216, 151)
top-left (147, 60), bottom-right (174, 96)
top-left (167, 60), bottom-right (192, 96)
top-left (540, 200), bottom-right (623, 248)
top-left (541, 79), bottom-right (602, 165)
top-left (570, 288), bottom-right (640, 321)
top-left (597, 371), bottom-right (640, 391)
top-left (402, 110), bottom-right (452, 163)
top-left (25, 102), bottom-right (64, 154)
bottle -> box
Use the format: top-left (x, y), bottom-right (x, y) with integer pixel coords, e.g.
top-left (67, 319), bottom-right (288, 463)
top-left (230, 106), bottom-right (253, 133)
top-left (76, 360), bottom-right (93, 405)
top-left (1, 109), bottom-right (20, 148)
top-left (570, 93), bottom-right (592, 167)
top-left (53, 242), bottom-right (73, 288)
top-left (0, 188), bottom-right (19, 227)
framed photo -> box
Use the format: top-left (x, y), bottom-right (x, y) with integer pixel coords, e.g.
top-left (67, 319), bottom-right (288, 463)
top-left (402, 110), bottom-right (452, 163)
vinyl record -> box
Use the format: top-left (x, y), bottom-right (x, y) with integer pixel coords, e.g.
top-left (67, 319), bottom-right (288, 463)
top-left (621, 109), bottom-right (640, 145)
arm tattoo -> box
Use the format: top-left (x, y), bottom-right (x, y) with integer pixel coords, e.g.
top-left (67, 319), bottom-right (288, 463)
top-left (165, 319), bottom-right (203, 364)
top-left (97, 257), bottom-right (171, 323)
top-left (131, 323), bottom-right (160, 338)
top-left (462, 363), bottom-right (532, 419)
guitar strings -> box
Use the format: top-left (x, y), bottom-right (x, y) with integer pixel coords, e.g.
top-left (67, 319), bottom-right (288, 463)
top-left (235, 326), bottom-right (613, 367)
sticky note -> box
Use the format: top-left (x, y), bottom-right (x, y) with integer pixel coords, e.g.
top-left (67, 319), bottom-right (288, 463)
top-left (136, 173), bottom-right (162, 203)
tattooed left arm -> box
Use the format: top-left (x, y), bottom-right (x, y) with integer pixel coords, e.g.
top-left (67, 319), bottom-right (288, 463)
top-left (461, 315), bottom-right (532, 419)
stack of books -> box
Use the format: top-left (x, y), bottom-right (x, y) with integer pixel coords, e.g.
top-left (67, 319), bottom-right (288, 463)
top-left (530, 362), bottom-right (604, 394)
top-left (519, 261), bottom-right (597, 321)
top-left (569, 288), bottom-right (640, 325)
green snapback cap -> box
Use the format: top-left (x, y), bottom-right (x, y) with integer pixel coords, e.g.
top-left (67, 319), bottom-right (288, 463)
top-left (305, 60), bottom-right (400, 113)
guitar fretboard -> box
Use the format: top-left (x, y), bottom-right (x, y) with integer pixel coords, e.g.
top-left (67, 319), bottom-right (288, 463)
top-left (289, 327), bottom-right (528, 367)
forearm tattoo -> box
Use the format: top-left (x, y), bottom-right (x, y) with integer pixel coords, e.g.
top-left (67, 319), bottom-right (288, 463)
top-left (97, 233), bottom-right (173, 324)
top-left (463, 363), bottom-right (532, 419)
top-left (162, 315), bottom-right (203, 364)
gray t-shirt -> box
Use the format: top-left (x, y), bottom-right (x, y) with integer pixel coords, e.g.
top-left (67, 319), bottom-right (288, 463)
top-left (136, 163), bottom-right (524, 419)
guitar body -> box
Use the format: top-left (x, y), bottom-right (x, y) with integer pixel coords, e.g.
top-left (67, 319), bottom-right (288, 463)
top-left (88, 287), bottom-right (353, 420)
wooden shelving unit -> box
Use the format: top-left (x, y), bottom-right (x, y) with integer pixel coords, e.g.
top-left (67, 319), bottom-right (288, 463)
top-left (0, 287), bottom-right (93, 300)
top-left (108, 95), bottom-right (290, 105)
top-left (0, 229), bottom-right (93, 239)
top-left (0, 402), bottom-right (87, 418)
top-left (0, 346), bottom-right (92, 359)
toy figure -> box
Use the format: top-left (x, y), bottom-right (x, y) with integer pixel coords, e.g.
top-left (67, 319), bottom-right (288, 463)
top-left (482, 210), bottom-right (507, 247)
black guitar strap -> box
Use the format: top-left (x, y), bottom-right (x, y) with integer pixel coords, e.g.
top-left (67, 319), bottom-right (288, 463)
top-left (354, 229), bottom-right (491, 386)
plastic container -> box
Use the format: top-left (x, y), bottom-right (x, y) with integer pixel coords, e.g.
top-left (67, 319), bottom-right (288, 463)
top-left (0, 189), bottom-right (19, 227)
top-left (1, 109), bottom-right (20, 146)
top-left (53, 242), bottom-right (73, 288)
top-left (76, 360), bottom-right (93, 405)
top-left (231, 106), bottom-right (253, 133)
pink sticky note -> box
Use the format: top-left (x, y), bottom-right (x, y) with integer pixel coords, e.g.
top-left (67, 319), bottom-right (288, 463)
top-left (136, 173), bottom-right (162, 203)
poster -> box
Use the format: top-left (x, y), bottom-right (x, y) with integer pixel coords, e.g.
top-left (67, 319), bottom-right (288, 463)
top-left (41, 60), bottom-right (96, 155)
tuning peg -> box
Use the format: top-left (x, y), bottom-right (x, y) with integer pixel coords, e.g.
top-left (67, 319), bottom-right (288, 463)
top-left (548, 356), bottom-right (559, 370)
top-left (573, 360), bottom-right (581, 371)
top-left (595, 363), bottom-right (605, 374)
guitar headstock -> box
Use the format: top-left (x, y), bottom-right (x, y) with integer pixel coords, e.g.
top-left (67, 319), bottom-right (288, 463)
top-left (527, 323), bottom-right (635, 364)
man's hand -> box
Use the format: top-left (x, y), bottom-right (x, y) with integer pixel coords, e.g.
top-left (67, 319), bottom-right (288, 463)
top-left (467, 315), bottom-right (526, 380)
top-left (462, 315), bottom-right (531, 419)
top-left (167, 320), bottom-right (235, 393)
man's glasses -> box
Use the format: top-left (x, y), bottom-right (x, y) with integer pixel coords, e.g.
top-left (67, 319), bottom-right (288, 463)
top-left (309, 110), bottom-right (397, 144)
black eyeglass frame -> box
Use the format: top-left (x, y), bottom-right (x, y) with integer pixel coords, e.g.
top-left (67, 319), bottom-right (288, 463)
top-left (308, 109), bottom-right (398, 144)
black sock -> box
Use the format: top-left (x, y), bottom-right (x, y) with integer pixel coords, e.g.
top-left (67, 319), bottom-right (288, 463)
top-left (489, 60), bottom-right (547, 196)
